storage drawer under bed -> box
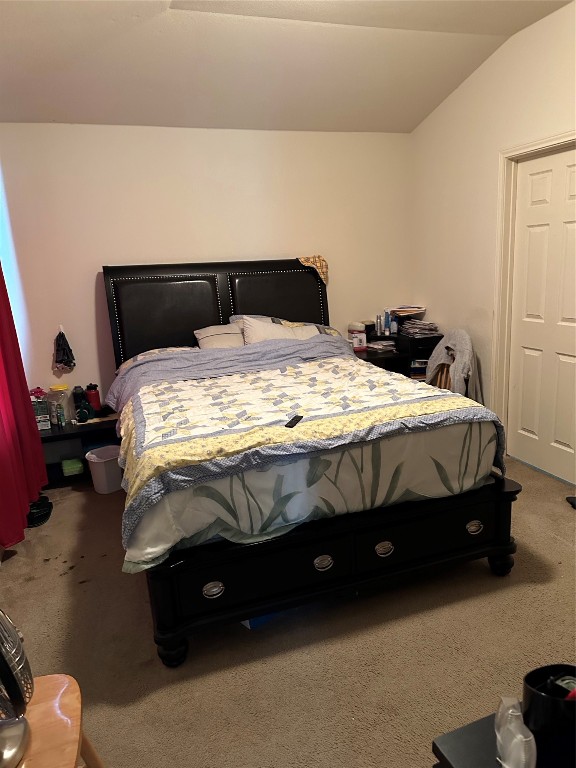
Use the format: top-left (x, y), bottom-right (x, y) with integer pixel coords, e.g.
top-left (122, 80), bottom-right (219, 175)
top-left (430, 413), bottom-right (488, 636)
top-left (175, 535), bottom-right (354, 619)
top-left (355, 502), bottom-right (497, 575)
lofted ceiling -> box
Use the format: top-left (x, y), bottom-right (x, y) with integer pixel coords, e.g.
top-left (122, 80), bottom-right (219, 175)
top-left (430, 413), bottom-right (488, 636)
top-left (0, 0), bottom-right (571, 132)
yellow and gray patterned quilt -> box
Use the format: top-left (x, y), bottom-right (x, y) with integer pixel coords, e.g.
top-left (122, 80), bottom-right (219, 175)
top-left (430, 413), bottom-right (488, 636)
top-left (106, 336), bottom-right (505, 572)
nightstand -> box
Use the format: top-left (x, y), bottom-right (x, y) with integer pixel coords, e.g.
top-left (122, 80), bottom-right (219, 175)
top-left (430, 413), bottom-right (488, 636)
top-left (40, 414), bottom-right (119, 488)
top-left (396, 332), bottom-right (443, 379)
top-left (354, 347), bottom-right (411, 375)
top-left (396, 332), bottom-right (443, 361)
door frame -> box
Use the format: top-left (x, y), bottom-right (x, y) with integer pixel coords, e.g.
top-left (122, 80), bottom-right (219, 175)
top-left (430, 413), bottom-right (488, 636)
top-left (491, 130), bottom-right (576, 433)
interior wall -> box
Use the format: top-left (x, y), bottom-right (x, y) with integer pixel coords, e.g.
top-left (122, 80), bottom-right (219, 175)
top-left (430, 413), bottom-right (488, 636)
top-left (3, 4), bottom-right (573, 406)
top-left (0, 125), bottom-right (411, 394)
top-left (410, 2), bottom-right (575, 410)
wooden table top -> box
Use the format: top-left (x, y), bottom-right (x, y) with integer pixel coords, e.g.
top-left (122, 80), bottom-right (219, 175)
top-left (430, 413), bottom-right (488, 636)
top-left (20, 674), bottom-right (82, 768)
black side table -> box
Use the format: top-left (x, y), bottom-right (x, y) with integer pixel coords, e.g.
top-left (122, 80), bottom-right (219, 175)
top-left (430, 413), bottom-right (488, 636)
top-left (354, 348), bottom-right (411, 375)
top-left (432, 714), bottom-right (497, 768)
top-left (40, 414), bottom-right (119, 488)
top-left (396, 332), bottom-right (444, 361)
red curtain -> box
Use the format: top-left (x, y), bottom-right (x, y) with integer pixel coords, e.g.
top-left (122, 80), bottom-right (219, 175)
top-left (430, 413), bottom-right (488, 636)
top-left (0, 264), bottom-right (46, 548)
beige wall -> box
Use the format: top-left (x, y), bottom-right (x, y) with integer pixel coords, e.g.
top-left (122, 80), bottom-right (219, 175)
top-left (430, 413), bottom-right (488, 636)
top-left (410, 2), bottom-right (575, 408)
top-left (1, 4), bottom-right (574, 404)
top-left (0, 126), bottom-right (411, 394)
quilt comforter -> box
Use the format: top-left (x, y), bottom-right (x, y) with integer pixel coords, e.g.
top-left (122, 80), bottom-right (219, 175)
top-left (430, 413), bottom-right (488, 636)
top-left (106, 336), bottom-right (505, 572)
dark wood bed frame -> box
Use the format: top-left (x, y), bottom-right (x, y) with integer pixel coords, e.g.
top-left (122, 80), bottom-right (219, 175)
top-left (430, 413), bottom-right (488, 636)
top-left (103, 259), bottom-right (520, 667)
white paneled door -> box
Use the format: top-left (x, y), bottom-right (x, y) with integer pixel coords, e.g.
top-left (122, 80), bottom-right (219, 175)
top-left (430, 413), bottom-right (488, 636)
top-left (507, 148), bottom-right (576, 483)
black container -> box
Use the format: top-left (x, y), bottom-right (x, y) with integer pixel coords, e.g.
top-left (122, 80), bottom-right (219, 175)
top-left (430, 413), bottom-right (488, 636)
top-left (364, 322), bottom-right (376, 341)
top-left (523, 663), bottom-right (576, 767)
top-left (72, 385), bottom-right (85, 409)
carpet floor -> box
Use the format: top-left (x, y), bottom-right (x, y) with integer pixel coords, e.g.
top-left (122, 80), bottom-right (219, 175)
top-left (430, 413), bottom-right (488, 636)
top-left (1, 458), bottom-right (574, 768)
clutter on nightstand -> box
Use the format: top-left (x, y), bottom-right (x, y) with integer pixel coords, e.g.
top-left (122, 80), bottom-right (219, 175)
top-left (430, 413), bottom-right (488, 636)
top-left (399, 318), bottom-right (440, 338)
top-left (47, 384), bottom-right (74, 427)
top-left (72, 385), bottom-right (95, 423)
top-left (29, 387), bottom-right (50, 431)
top-left (357, 307), bottom-right (442, 379)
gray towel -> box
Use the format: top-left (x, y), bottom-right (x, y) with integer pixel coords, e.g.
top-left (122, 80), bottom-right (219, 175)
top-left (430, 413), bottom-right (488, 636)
top-left (426, 329), bottom-right (483, 403)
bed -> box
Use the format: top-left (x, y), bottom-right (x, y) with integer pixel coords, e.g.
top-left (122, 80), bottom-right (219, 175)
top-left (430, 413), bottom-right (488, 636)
top-left (103, 258), bottom-right (521, 667)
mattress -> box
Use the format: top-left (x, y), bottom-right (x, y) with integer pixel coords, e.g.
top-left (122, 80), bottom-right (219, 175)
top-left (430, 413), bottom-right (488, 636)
top-left (106, 336), bottom-right (505, 573)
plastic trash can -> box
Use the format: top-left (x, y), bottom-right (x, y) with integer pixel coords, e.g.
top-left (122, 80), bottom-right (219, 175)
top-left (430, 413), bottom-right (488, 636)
top-left (85, 445), bottom-right (122, 494)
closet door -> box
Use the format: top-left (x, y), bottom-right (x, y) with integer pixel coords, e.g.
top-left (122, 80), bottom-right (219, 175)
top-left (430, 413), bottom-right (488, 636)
top-left (507, 148), bottom-right (575, 483)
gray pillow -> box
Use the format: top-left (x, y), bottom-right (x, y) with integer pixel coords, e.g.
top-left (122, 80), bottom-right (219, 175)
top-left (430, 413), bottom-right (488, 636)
top-left (243, 316), bottom-right (319, 344)
top-left (194, 324), bottom-right (244, 349)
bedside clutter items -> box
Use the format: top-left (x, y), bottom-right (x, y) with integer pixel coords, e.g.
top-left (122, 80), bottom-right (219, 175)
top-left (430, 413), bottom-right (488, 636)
top-left (85, 383), bottom-right (101, 413)
top-left (349, 314), bottom-right (443, 379)
top-left (29, 387), bottom-right (50, 431)
top-left (347, 321), bottom-right (367, 350)
top-left (47, 384), bottom-right (73, 427)
top-left (33, 383), bottom-right (105, 429)
top-left (72, 386), bottom-right (95, 423)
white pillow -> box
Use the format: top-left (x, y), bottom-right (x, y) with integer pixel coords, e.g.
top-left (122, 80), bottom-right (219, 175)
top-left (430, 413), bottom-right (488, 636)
top-left (230, 314), bottom-right (341, 338)
top-left (194, 324), bottom-right (244, 349)
top-left (228, 315), bottom-right (272, 333)
top-left (243, 315), bottom-right (319, 344)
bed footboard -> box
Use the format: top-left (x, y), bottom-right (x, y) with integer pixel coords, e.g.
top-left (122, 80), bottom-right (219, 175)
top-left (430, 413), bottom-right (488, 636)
top-left (145, 475), bottom-right (521, 666)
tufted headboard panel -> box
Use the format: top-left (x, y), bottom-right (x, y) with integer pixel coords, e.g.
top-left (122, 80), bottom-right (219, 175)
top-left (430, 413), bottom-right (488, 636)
top-left (103, 259), bottom-right (329, 367)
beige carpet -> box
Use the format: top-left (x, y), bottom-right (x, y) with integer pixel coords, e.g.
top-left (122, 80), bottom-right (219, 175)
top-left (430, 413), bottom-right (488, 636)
top-left (1, 458), bottom-right (574, 768)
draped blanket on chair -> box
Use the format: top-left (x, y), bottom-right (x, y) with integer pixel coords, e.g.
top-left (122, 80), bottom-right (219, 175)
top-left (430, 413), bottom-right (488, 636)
top-left (0, 265), bottom-right (46, 548)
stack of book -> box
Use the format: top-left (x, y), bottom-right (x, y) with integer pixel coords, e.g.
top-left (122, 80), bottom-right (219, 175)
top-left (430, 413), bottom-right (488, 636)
top-left (400, 319), bottom-right (440, 338)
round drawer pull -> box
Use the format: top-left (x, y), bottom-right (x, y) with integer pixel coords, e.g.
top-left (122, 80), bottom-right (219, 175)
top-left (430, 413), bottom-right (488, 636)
top-left (202, 580), bottom-right (225, 599)
top-left (313, 554), bottom-right (334, 572)
top-left (375, 541), bottom-right (394, 558)
top-left (466, 520), bottom-right (484, 535)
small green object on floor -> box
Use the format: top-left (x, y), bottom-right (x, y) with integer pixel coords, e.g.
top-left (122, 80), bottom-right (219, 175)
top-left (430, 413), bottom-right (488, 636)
top-left (61, 458), bottom-right (84, 477)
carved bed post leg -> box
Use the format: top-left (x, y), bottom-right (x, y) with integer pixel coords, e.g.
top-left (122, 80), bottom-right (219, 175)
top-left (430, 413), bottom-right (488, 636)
top-left (488, 553), bottom-right (515, 576)
top-left (157, 636), bottom-right (189, 667)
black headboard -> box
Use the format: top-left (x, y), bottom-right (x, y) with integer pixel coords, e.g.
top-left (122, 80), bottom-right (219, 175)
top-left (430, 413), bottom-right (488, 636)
top-left (103, 259), bottom-right (329, 368)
